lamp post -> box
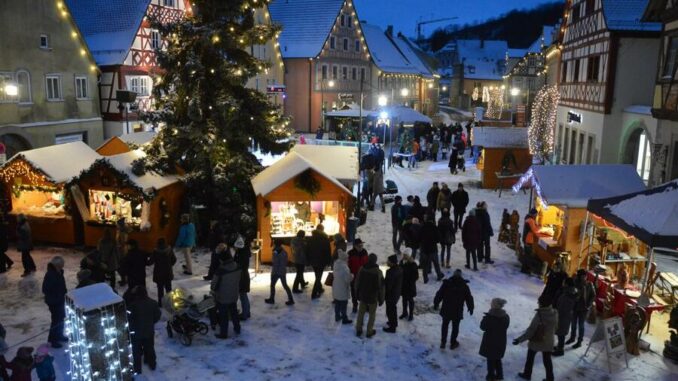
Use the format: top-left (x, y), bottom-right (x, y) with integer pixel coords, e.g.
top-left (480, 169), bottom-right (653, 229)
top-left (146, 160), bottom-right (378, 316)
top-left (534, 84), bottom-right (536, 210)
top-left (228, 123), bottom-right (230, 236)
top-left (320, 79), bottom-right (335, 131)
top-left (4, 83), bottom-right (18, 97)
top-left (510, 87), bottom-right (521, 109)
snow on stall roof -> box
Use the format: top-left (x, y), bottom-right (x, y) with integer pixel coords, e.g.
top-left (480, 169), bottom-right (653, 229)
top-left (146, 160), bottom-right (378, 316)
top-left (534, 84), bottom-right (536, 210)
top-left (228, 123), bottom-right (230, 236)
top-left (473, 127), bottom-right (528, 148)
top-left (361, 23), bottom-right (420, 75)
top-left (268, 0), bottom-right (344, 58)
top-left (381, 105), bottom-right (432, 124)
top-left (251, 151), bottom-right (352, 197)
top-left (119, 131), bottom-right (157, 146)
top-left (530, 164), bottom-right (646, 208)
top-left (290, 145), bottom-right (359, 184)
top-left (606, 182), bottom-right (678, 237)
top-left (104, 150), bottom-right (179, 193)
top-left (602, 0), bottom-right (662, 32)
top-left (67, 283), bottom-right (123, 312)
top-left (65, 0), bottom-right (150, 66)
top-left (7, 141), bottom-right (101, 184)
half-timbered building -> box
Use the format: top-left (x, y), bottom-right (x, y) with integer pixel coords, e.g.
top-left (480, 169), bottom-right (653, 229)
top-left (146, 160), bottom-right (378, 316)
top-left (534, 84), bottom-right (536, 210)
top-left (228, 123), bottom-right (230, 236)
top-left (554, 0), bottom-right (661, 168)
top-left (66, 0), bottom-right (191, 139)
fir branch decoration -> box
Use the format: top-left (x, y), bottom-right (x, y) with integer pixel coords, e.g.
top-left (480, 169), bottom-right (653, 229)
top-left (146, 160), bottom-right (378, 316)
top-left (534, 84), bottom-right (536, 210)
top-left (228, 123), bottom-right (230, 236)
top-left (294, 170), bottom-right (321, 198)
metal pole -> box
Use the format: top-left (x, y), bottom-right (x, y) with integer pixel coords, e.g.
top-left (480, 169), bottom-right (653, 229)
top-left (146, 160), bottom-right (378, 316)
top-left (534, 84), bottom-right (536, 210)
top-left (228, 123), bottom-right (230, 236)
top-left (355, 79), bottom-right (363, 218)
top-left (321, 80), bottom-right (325, 131)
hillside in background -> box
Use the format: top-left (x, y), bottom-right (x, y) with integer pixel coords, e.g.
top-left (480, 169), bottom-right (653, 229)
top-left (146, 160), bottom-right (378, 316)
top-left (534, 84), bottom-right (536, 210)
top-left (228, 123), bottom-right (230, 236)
top-left (426, 2), bottom-right (564, 51)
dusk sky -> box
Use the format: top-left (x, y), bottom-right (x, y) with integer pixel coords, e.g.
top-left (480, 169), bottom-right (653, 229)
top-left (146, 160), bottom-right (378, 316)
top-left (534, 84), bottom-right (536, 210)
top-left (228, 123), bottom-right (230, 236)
top-left (354, 0), bottom-right (557, 37)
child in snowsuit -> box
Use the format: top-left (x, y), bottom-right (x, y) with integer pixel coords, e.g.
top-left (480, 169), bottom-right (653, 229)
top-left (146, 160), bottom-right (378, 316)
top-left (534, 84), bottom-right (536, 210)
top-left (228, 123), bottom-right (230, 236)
top-left (33, 344), bottom-right (55, 381)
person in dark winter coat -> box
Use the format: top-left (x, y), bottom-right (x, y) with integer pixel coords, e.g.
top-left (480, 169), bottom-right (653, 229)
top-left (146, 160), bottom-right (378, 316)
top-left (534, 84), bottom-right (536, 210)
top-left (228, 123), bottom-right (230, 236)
top-left (76, 269), bottom-right (97, 289)
top-left (568, 269), bottom-right (595, 348)
top-left (438, 209), bottom-right (456, 269)
top-left (291, 230), bottom-right (308, 293)
top-left (462, 210), bottom-right (481, 271)
top-left (553, 277), bottom-right (578, 356)
top-left (402, 218), bottom-right (423, 259)
top-left (0, 323), bottom-right (7, 381)
top-left (203, 221), bottom-right (225, 281)
top-left (436, 183), bottom-right (453, 213)
top-left (0, 346), bottom-right (33, 381)
top-left (0, 216), bottom-right (13, 273)
top-left (232, 236), bottom-right (251, 320)
top-left (355, 254), bottom-right (384, 338)
top-left (127, 287), bottom-right (161, 374)
top-left (383, 255), bottom-right (403, 333)
top-left (80, 250), bottom-right (106, 284)
top-left (480, 298), bottom-right (510, 381)
top-left (399, 253), bottom-right (419, 320)
top-left (539, 260), bottom-right (567, 307)
top-left (434, 269), bottom-right (474, 349)
top-left (409, 196), bottom-right (426, 222)
top-left (121, 240), bottom-right (148, 289)
top-left (426, 182), bottom-right (440, 215)
top-left (307, 224), bottom-right (331, 299)
top-left (347, 239), bottom-right (369, 313)
top-left (475, 202), bottom-right (494, 264)
top-left (15, 214), bottom-right (35, 277)
top-left (391, 196), bottom-right (406, 251)
top-left (211, 249), bottom-right (241, 339)
top-left (513, 297), bottom-right (558, 381)
top-left (42, 256), bottom-right (66, 348)
top-left (420, 216), bottom-right (444, 283)
top-left (450, 184), bottom-right (469, 230)
top-left (148, 238), bottom-right (176, 307)
top-left (97, 228), bottom-right (119, 289)
top-left (265, 239), bottom-right (295, 305)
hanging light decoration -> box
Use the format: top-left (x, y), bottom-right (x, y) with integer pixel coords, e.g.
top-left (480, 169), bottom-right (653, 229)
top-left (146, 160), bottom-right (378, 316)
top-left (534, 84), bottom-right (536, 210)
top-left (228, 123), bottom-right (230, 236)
top-left (528, 84), bottom-right (560, 163)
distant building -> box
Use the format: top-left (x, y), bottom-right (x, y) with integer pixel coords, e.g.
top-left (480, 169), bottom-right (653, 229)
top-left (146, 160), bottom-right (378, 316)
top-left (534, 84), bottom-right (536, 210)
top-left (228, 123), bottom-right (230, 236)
top-left (642, 0), bottom-right (678, 183)
top-left (0, 0), bottom-right (104, 155)
top-left (67, 0), bottom-right (191, 139)
top-left (554, 0), bottom-right (660, 181)
top-left (392, 32), bottom-right (439, 116)
top-left (269, 0), bottom-right (371, 133)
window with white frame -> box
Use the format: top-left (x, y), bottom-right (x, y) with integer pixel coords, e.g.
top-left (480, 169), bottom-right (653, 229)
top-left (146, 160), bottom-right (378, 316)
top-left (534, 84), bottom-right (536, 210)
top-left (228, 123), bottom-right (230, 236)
top-left (348, 15), bottom-right (352, 28)
top-left (343, 38), bottom-right (349, 51)
top-left (162, 0), bottom-right (175, 7)
top-left (340, 14), bottom-right (345, 27)
top-left (40, 34), bottom-right (49, 49)
top-left (150, 30), bottom-right (161, 50)
top-left (0, 73), bottom-right (16, 102)
top-left (332, 66), bottom-right (338, 80)
top-left (75, 76), bottom-right (88, 99)
top-left (16, 71), bottom-right (31, 103)
top-left (45, 75), bottom-right (62, 101)
top-left (635, 130), bottom-right (652, 183)
top-left (342, 66), bottom-right (348, 80)
top-left (321, 64), bottom-right (328, 80)
top-left (128, 76), bottom-right (150, 96)
top-left (330, 36), bottom-right (336, 49)
top-left (352, 67), bottom-right (357, 81)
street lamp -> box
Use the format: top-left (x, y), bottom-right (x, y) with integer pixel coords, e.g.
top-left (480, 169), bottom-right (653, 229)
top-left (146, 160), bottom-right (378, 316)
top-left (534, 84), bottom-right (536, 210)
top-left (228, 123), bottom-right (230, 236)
top-left (442, 86), bottom-right (448, 91)
top-left (378, 94), bottom-right (388, 107)
top-left (428, 82), bottom-right (434, 89)
top-left (320, 78), bottom-right (335, 131)
top-left (510, 88), bottom-right (521, 97)
top-left (400, 88), bottom-right (409, 97)
top-left (4, 83), bottom-right (18, 97)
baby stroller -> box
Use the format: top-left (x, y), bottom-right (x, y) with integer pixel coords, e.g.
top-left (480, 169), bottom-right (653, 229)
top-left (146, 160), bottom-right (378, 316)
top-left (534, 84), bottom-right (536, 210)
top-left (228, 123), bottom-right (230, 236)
top-left (164, 288), bottom-right (216, 346)
top-left (383, 180), bottom-right (399, 204)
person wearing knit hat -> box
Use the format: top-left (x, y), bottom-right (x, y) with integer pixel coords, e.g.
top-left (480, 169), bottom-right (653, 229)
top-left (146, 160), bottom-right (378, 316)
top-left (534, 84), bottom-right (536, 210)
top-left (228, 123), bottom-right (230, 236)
top-left (480, 298), bottom-right (510, 381)
top-left (355, 253), bottom-right (384, 338)
top-left (434, 269), bottom-right (474, 350)
top-left (33, 344), bottom-right (56, 381)
top-left (383, 254), bottom-right (403, 333)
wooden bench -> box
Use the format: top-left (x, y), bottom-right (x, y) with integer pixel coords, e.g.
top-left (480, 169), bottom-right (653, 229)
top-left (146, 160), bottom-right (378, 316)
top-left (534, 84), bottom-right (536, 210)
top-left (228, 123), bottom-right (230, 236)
top-left (656, 272), bottom-right (678, 306)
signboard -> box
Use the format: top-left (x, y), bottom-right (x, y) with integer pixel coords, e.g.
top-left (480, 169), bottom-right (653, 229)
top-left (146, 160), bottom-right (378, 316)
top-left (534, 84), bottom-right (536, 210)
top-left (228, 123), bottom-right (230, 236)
top-left (585, 317), bottom-right (628, 372)
top-left (567, 110), bottom-right (582, 124)
top-left (266, 85), bottom-right (286, 94)
top-left (338, 93), bottom-right (354, 102)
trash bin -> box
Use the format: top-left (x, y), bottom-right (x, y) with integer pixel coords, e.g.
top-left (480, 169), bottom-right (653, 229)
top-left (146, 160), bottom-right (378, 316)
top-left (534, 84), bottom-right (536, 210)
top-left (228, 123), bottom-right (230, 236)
top-left (347, 217), bottom-right (359, 243)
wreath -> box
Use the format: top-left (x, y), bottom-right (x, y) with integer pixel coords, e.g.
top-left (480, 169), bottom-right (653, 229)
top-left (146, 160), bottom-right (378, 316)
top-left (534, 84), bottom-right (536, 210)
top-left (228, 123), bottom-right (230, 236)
top-left (294, 169), bottom-right (321, 198)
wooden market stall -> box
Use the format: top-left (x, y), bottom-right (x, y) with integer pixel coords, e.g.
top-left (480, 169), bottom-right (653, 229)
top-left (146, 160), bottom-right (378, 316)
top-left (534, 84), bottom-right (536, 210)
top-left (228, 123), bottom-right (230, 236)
top-left (473, 127), bottom-right (532, 190)
top-left (513, 165), bottom-right (646, 275)
top-left (0, 141), bottom-right (101, 245)
top-left (581, 180), bottom-right (678, 332)
top-left (251, 149), bottom-right (357, 263)
top-left (96, 131), bottom-right (157, 156)
top-left (73, 150), bottom-right (184, 252)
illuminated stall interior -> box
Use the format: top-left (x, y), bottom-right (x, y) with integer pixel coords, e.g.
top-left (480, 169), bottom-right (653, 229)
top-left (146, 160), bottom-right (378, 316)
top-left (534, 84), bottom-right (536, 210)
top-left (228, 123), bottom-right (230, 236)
top-left (0, 142), bottom-right (101, 245)
top-left (514, 164), bottom-right (646, 275)
top-left (270, 201), bottom-right (340, 238)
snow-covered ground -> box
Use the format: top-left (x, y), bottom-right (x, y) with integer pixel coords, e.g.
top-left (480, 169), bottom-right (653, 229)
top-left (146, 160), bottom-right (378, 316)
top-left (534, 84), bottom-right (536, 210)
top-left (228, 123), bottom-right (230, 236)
top-left (1, 159), bottom-right (677, 381)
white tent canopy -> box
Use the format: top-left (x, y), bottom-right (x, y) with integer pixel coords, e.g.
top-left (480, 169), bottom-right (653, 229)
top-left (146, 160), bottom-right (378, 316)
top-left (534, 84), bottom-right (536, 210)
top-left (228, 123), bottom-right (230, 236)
top-left (380, 105), bottom-right (432, 125)
top-left (325, 103), bottom-right (378, 118)
top-left (5, 141), bottom-right (101, 184)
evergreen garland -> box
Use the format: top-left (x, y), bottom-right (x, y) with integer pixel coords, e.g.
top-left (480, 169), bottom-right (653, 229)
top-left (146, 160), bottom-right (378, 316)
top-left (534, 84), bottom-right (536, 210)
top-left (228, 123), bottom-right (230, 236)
top-left (294, 170), bottom-right (321, 198)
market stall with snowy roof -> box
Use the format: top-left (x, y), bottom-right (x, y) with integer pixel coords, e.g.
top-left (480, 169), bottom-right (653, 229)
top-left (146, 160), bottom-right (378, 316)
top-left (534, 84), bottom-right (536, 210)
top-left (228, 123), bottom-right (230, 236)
top-left (251, 150), bottom-right (355, 262)
top-left (473, 127), bottom-right (532, 189)
top-left (512, 164), bottom-right (646, 275)
top-left (96, 131), bottom-right (157, 156)
top-left (0, 141), bottom-right (101, 245)
top-left (73, 149), bottom-right (184, 252)
top-left (582, 179), bottom-right (678, 301)
top-left (323, 104), bottom-right (378, 140)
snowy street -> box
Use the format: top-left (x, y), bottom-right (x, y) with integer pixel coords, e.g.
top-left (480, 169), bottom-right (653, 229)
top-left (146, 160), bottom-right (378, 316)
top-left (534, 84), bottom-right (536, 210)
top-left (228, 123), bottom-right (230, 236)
top-left (1, 159), bottom-right (677, 381)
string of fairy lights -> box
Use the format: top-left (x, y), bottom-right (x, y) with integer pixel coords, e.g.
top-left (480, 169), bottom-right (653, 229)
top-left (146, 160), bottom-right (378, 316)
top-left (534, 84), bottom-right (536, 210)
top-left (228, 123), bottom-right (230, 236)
top-left (528, 84), bottom-right (560, 162)
top-left (0, 158), bottom-right (51, 185)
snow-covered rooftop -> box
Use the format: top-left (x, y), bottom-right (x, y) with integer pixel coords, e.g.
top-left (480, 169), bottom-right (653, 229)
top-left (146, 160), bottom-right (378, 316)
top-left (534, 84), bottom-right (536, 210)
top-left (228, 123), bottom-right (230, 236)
top-left (251, 151), bottom-right (352, 197)
top-left (526, 26), bottom-right (555, 53)
top-left (392, 35), bottom-right (434, 78)
top-left (102, 150), bottom-right (179, 193)
top-left (290, 145), bottom-right (359, 185)
top-left (454, 40), bottom-right (508, 80)
top-left (65, 0), bottom-right (150, 66)
top-left (67, 283), bottom-right (123, 312)
top-left (361, 23), bottom-right (420, 75)
top-left (529, 164), bottom-right (646, 208)
top-left (268, 0), bottom-right (344, 58)
top-left (473, 127), bottom-right (529, 148)
top-left (602, 0), bottom-right (662, 32)
top-left (119, 131), bottom-right (157, 146)
top-left (5, 141), bottom-right (101, 184)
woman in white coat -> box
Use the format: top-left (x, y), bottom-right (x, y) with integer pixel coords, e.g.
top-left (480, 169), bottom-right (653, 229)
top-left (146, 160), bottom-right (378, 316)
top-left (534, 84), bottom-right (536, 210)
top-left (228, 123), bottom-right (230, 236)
top-left (332, 249), bottom-right (353, 324)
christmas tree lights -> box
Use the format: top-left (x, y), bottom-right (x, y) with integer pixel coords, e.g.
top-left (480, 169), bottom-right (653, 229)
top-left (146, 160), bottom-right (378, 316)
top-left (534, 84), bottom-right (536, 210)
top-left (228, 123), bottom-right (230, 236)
top-left (485, 87), bottom-right (505, 119)
top-left (528, 85), bottom-right (560, 163)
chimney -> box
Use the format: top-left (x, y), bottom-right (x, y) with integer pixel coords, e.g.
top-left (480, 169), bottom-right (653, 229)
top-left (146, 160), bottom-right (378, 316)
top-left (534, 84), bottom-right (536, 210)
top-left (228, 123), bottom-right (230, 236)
top-left (386, 25), bottom-right (393, 37)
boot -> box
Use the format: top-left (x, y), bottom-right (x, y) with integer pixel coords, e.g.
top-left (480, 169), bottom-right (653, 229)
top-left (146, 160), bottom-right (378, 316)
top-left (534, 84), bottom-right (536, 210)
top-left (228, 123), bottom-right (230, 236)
top-left (264, 298), bottom-right (274, 304)
top-left (440, 341), bottom-right (446, 349)
top-left (285, 300), bottom-right (295, 306)
top-left (449, 340), bottom-right (459, 349)
top-left (565, 336), bottom-right (576, 345)
top-left (517, 373), bottom-right (531, 380)
top-left (382, 326), bottom-right (396, 333)
top-left (572, 339), bottom-right (582, 349)
top-left (366, 330), bottom-right (376, 338)
top-left (552, 347), bottom-right (564, 357)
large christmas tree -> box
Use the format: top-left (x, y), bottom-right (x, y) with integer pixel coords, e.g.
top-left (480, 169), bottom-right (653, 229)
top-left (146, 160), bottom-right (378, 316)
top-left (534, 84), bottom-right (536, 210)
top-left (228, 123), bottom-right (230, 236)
top-left (142, 0), bottom-right (291, 238)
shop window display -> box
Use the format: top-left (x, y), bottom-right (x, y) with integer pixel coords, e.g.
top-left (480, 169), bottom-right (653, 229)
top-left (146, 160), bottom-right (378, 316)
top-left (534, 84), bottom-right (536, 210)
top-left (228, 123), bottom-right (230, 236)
top-left (88, 189), bottom-right (142, 226)
top-left (270, 201), bottom-right (339, 238)
top-left (10, 183), bottom-right (66, 218)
